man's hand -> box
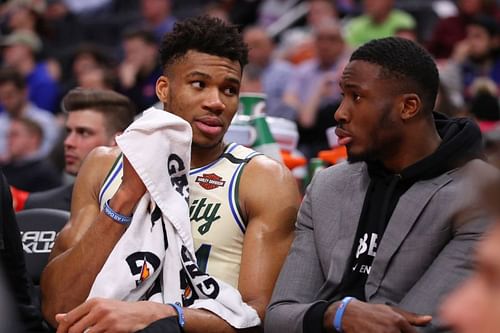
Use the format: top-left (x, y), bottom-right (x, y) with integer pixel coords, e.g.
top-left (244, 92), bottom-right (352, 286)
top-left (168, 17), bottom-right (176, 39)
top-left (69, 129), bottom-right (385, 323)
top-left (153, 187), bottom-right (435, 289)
top-left (55, 298), bottom-right (176, 333)
top-left (324, 299), bottom-right (432, 333)
top-left (108, 156), bottom-right (147, 216)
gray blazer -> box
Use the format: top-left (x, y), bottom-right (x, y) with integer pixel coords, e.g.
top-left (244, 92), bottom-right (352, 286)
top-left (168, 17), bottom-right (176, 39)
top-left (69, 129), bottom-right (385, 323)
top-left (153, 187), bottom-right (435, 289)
top-left (266, 160), bottom-right (496, 333)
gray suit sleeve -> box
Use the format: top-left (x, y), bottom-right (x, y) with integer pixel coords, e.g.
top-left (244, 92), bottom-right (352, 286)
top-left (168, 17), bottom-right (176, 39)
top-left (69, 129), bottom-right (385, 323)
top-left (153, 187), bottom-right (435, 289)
top-left (397, 211), bottom-right (491, 332)
top-left (265, 176), bottom-right (328, 333)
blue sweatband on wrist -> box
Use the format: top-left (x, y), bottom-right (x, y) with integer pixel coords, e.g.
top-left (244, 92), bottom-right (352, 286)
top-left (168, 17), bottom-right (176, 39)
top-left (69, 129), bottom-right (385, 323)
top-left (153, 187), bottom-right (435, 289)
top-left (103, 199), bottom-right (132, 225)
top-left (169, 302), bottom-right (185, 328)
top-left (333, 296), bottom-right (355, 333)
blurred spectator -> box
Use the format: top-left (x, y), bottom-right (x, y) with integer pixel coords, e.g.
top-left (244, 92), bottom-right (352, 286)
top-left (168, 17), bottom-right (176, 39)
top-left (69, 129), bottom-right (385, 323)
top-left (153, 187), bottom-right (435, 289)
top-left (426, 0), bottom-right (499, 60)
top-left (395, 26), bottom-right (418, 43)
top-left (240, 63), bottom-right (264, 93)
top-left (6, 118), bottom-right (42, 162)
top-left (469, 82), bottom-right (500, 132)
top-left (344, 0), bottom-right (415, 47)
top-left (282, 19), bottom-right (349, 158)
top-left (140, 0), bottom-right (176, 42)
top-left (440, 15), bottom-right (500, 110)
top-left (60, 0), bottom-right (112, 16)
top-left (1, 117), bottom-right (61, 192)
top-left (277, 0), bottom-right (340, 65)
top-left (171, 0), bottom-right (205, 20)
top-left (39, 0), bottom-right (113, 18)
top-left (77, 67), bottom-right (116, 90)
top-left (306, 0), bottom-right (338, 30)
top-left (117, 27), bottom-right (160, 114)
top-left (483, 124), bottom-right (500, 167)
top-left (224, 0), bottom-right (261, 27)
top-left (0, 30), bottom-right (61, 113)
top-left (0, 67), bottom-right (59, 162)
top-left (0, 0), bottom-right (47, 36)
top-left (0, 168), bottom-right (45, 332)
top-left (440, 176), bottom-right (500, 333)
top-left (243, 25), bottom-right (294, 119)
top-left (203, 1), bottom-right (231, 23)
top-left (60, 43), bottom-right (115, 94)
top-left (25, 88), bottom-right (135, 211)
top-left (258, 0), bottom-right (303, 28)
top-left (435, 82), bottom-right (467, 119)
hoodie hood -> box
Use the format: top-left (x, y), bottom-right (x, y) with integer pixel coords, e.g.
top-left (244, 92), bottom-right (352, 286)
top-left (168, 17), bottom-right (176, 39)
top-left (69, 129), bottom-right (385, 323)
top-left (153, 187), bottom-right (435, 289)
top-left (401, 112), bottom-right (484, 180)
top-left (368, 112), bottom-right (484, 181)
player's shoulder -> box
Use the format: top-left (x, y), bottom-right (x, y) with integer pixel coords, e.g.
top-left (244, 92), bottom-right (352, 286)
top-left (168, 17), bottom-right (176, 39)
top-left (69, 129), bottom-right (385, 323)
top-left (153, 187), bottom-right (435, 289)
top-left (242, 154), bottom-right (298, 193)
top-left (76, 146), bottom-right (122, 193)
top-left (246, 154), bottom-right (290, 176)
top-left (86, 146), bottom-right (122, 164)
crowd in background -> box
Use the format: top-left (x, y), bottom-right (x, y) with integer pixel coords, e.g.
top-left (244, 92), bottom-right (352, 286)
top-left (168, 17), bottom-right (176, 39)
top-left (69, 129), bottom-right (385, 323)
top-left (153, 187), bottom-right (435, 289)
top-left (0, 0), bottom-right (499, 193)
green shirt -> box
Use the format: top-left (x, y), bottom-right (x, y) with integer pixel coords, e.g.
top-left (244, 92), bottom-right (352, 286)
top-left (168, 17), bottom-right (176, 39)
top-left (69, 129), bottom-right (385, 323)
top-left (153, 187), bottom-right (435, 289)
top-left (345, 9), bottom-right (416, 47)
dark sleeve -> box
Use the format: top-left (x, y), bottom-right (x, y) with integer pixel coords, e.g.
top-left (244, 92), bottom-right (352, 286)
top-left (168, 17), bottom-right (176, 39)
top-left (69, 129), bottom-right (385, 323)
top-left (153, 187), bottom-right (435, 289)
top-left (303, 301), bottom-right (331, 333)
top-left (134, 316), bottom-right (182, 333)
top-left (0, 171), bottom-right (45, 332)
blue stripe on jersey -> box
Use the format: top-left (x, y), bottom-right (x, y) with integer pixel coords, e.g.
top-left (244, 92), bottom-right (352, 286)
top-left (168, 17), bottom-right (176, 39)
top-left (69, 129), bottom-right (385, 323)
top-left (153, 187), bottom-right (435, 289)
top-left (228, 150), bottom-right (261, 234)
top-left (228, 161), bottom-right (246, 233)
top-left (98, 159), bottom-right (123, 206)
top-left (189, 143), bottom-right (238, 175)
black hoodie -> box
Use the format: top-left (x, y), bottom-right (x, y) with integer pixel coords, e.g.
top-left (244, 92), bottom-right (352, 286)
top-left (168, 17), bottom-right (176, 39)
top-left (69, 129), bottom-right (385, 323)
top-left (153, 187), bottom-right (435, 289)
top-left (303, 113), bottom-right (484, 332)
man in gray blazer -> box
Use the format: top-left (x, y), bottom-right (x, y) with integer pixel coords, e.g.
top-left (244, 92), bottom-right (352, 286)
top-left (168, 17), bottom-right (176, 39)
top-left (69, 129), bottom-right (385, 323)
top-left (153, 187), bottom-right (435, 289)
top-left (265, 37), bottom-right (498, 333)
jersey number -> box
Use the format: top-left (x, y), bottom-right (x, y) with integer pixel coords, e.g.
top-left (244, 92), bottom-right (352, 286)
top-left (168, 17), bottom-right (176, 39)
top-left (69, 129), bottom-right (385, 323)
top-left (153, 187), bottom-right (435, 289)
top-left (195, 243), bottom-right (212, 273)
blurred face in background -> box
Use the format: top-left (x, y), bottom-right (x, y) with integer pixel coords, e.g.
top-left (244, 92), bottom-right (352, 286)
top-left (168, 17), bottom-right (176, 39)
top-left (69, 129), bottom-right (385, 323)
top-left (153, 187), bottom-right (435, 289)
top-left (122, 36), bottom-right (157, 72)
top-left (72, 52), bottom-right (101, 80)
top-left (363, 0), bottom-right (394, 21)
top-left (2, 44), bottom-right (32, 68)
top-left (307, 0), bottom-right (338, 29)
top-left (459, 0), bottom-right (483, 15)
top-left (466, 24), bottom-right (493, 60)
top-left (0, 82), bottom-right (26, 116)
top-left (315, 22), bottom-right (345, 68)
top-left (244, 27), bottom-right (273, 68)
top-left (141, 0), bottom-right (171, 23)
top-left (63, 110), bottom-right (116, 175)
top-left (8, 120), bottom-right (40, 160)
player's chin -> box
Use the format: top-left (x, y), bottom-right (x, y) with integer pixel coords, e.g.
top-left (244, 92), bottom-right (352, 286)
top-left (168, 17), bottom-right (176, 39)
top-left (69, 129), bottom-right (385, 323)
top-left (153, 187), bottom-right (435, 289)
top-left (192, 137), bottom-right (224, 150)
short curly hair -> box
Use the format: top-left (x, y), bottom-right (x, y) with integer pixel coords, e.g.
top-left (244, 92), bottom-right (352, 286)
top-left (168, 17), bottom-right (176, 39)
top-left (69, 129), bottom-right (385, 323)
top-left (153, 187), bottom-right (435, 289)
top-left (159, 16), bottom-right (248, 72)
top-left (351, 37), bottom-right (439, 113)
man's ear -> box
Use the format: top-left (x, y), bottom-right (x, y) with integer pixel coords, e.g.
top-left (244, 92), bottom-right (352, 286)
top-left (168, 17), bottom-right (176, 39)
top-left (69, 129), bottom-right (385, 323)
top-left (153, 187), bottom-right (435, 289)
top-left (156, 75), bottom-right (170, 103)
top-left (400, 93), bottom-right (421, 120)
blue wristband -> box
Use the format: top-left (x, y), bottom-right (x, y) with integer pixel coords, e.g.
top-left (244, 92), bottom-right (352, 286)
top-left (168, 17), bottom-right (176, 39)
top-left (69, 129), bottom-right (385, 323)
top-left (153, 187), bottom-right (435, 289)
top-left (169, 302), bottom-right (185, 328)
top-left (333, 296), bottom-right (355, 333)
top-left (103, 200), bottom-right (132, 225)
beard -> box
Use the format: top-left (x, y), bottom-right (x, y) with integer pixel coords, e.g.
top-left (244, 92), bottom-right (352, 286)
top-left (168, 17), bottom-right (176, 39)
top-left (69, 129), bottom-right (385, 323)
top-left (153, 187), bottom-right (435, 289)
top-left (346, 147), bottom-right (377, 163)
top-left (191, 137), bottom-right (224, 150)
top-left (346, 103), bottom-right (399, 163)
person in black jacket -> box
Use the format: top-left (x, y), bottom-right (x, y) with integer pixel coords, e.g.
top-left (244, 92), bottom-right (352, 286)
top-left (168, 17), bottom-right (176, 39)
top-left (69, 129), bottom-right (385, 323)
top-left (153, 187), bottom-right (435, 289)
top-left (0, 169), bottom-right (45, 332)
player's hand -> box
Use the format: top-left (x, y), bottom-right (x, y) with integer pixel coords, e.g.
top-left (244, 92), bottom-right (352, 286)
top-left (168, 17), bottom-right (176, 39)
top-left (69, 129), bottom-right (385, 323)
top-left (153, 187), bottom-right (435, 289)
top-left (325, 299), bottom-right (432, 333)
top-left (117, 155), bottom-right (147, 201)
top-left (55, 298), bottom-right (176, 333)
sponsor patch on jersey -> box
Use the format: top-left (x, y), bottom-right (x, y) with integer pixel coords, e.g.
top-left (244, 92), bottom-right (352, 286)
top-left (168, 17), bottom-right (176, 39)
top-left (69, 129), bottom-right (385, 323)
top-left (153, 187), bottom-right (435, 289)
top-left (195, 173), bottom-right (226, 190)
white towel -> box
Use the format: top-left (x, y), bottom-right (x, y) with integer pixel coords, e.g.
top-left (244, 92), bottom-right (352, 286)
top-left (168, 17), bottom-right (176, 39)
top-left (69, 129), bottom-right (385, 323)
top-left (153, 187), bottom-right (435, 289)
top-left (88, 107), bottom-right (261, 329)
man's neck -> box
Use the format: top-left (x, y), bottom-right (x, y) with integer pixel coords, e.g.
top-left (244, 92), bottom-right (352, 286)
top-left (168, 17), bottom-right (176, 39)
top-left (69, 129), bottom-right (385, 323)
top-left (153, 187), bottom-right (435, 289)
top-left (381, 127), bottom-right (442, 174)
top-left (190, 142), bottom-right (226, 169)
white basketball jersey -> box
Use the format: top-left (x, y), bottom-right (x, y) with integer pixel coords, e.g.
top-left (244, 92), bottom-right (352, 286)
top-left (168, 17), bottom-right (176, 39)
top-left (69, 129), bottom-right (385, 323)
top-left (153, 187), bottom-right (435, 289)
top-left (98, 143), bottom-right (261, 288)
